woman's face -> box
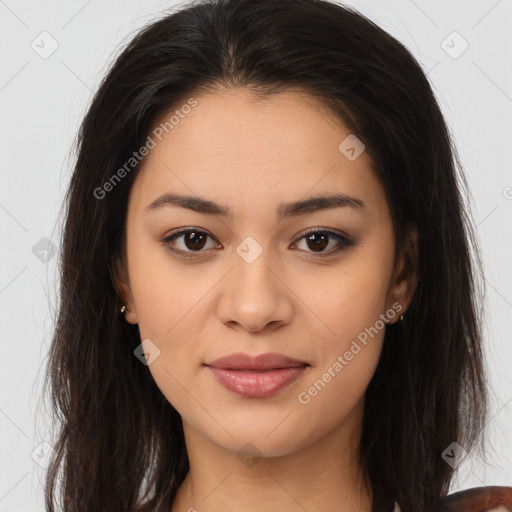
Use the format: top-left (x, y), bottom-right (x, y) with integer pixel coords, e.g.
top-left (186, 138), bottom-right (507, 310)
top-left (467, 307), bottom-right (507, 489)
top-left (117, 88), bottom-right (416, 458)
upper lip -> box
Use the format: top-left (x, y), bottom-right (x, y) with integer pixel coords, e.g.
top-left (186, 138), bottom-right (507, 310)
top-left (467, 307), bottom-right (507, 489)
top-left (205, 352), bottom-right (308, 370)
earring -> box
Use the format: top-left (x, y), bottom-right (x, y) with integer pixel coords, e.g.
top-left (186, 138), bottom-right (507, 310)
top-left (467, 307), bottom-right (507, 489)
top-left (399, 314), bottom-right (405, 322)
top-left (120, 305), bottom-right (127, 314)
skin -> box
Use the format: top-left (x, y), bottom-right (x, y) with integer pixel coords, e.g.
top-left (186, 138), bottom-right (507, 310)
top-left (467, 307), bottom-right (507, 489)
top-left (115, 88), bottom-right (417, 512)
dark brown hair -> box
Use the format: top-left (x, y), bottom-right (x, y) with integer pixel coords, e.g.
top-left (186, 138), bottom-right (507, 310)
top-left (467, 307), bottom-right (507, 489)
top-left (43, 0), bottom-right (488, 510)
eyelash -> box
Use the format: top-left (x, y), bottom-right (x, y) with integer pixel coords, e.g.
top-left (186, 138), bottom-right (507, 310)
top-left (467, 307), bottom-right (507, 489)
top-left (160, 227), bottom-right (354, 259)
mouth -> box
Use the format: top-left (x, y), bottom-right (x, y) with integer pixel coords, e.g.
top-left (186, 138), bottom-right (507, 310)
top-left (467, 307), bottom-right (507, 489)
top-left (205, 366), bottom-right (309, 398)
top-left (204, 352), bottom-right (309, 398)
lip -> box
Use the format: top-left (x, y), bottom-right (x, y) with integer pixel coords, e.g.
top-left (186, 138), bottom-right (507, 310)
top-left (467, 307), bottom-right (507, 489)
top-left (204, 352), bottom-right (309, 398)
top-left (205, 352), bottom-right (308, 370)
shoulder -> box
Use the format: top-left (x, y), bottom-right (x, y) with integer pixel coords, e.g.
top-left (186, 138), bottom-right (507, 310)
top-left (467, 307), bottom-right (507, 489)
top-left (436, 486), bottom-right (512, 512)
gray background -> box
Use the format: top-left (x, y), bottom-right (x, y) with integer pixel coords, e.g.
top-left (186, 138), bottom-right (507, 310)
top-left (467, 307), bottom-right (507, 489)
top-left (0, 0), bottom-right (511, 510)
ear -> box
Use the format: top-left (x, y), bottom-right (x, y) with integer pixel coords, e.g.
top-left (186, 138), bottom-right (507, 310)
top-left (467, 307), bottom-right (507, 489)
top-left (386, 225), bottom-right (419, 325)
top-left (113, 254), bottom-right (138, 325)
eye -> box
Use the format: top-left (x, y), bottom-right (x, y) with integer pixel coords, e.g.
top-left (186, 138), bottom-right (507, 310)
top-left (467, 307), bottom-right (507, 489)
top-left (160, 227), bottom-right (354, 258)
top-left (161, 228), bottom-right (219, 257)
top-left (292, 228), bottom-right (354, 256)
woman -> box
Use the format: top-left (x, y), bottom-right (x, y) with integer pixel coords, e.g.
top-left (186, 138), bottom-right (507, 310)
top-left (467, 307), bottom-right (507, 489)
top-left (42, 0), bottom-right (511, 511)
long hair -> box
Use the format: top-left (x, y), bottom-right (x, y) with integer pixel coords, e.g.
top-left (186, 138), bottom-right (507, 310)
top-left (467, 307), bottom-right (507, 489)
top-left (42, 0), bottom-right (488, 510)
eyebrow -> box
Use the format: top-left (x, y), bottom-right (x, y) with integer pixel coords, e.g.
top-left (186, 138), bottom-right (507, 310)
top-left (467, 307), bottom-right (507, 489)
top-left (145, 192), bottom-right (366, 219)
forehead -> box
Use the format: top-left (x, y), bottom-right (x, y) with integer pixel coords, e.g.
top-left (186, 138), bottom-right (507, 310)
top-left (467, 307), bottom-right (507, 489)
top-left (132, 88), bottom-right (388, 222)
top-left (147, 87), bottom-right (351, 160)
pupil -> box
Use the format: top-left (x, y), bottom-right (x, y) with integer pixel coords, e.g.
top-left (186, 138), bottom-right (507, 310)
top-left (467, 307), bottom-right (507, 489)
top-left (308, 233), bottom-right (328, 251)
top-left (186, 232), bottom-right (206, 250)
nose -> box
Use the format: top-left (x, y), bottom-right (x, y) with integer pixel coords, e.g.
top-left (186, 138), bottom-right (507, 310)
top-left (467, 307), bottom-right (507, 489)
top-left (216, 246), bottom-right (295, 334)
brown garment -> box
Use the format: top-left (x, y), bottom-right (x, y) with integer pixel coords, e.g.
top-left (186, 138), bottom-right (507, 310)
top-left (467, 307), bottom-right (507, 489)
top-left (435, 486), bottom-right (512, 512)
top-left (389, 487), bottom-right (512, 512)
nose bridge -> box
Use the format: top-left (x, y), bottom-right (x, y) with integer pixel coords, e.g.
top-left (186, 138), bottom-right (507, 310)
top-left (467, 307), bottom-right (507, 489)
top-left (232, 233), bottom-right (279, 301)
top-left (217, 233), bottom-right (293, 331)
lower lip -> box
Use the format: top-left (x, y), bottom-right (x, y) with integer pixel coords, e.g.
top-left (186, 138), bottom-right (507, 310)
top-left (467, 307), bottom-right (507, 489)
top-left (206, 366), bottom-right (308, 398)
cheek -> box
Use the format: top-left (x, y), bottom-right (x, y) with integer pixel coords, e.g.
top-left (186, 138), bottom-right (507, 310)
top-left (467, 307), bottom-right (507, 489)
top-left (295, 272), bottom-right (389, 439)
top-left (294, 340), bottom-right (381, 448)
top-left (312, 254), bottom-right (393, 344)
top-left (127, 247), bottom-right (208, 411)
top-left (126, 239), bottom-right (214, 406)
top-left (127, 232), bottom-right (206, 340)
top-left (295, 246), bottom-right (392, 408)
